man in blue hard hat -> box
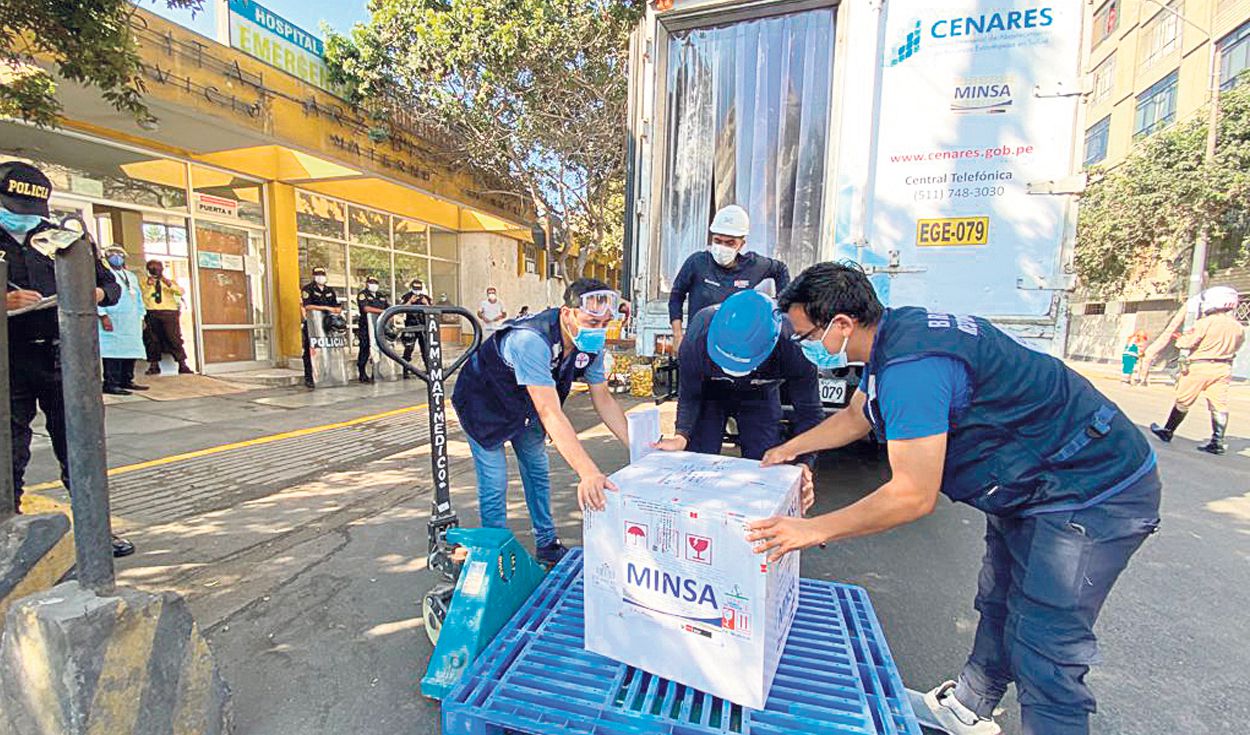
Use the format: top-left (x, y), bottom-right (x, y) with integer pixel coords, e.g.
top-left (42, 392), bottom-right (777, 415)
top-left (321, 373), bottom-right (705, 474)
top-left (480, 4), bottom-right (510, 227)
top-left (451, 278), bottom-right (631, 563)
top-left (748, 262), bottom-right (1161, 735)
top-left (653, 285), bottom-right (823, 463)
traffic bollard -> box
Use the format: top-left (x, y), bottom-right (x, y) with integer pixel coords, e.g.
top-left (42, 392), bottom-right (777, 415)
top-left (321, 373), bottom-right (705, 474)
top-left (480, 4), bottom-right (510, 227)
top-left (53, 237), bottom-right (115, 595)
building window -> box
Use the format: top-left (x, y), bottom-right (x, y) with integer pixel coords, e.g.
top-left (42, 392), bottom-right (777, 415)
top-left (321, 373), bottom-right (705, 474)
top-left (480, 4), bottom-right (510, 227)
top-left (1084, 116), bottom-right (1112, 166)
top-left (1091, 54), bottom-right (1116, 103)
top-left (1138, 2), bottom-right (1182, 70)
top-left (1219, 19), bottom-right (1250, 89)
top-left (1134, 71), bottom-right (1179, 138)
top-left (1091, 0), bottom-right (1119, 49)
top-left (1084, 303), bottom-right (1107, 315)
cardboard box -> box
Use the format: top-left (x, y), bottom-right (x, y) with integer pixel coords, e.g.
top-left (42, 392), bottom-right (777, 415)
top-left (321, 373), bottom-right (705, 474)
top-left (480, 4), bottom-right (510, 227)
top-left (583, 451), bottom-right (801, 709)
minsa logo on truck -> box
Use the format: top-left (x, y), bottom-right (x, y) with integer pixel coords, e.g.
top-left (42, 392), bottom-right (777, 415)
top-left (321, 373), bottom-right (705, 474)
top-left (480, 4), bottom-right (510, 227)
top-left (624, 563), bottom-right (720, 622)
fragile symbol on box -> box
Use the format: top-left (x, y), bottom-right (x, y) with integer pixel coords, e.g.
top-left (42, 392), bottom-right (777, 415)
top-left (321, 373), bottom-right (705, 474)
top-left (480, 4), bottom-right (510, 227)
top-left (685, 534), bottom-right (712, 564)
top-left (625, 522), bottom-right (648, 547)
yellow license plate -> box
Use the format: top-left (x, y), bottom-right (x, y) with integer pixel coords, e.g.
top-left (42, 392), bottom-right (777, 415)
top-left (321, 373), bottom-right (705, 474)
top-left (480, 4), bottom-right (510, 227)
top-left (916, 216), bottom-right (990, 247)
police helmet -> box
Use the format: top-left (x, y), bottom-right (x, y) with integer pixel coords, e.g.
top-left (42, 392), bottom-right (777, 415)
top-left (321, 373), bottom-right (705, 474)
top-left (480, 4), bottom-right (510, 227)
top-left (323, 313), bottom-right (348, 334)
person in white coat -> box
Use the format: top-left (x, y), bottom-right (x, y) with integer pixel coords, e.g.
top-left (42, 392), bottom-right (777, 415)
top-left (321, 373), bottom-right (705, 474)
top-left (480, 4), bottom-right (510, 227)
top-left (99, 245), bottom-right (149, 395)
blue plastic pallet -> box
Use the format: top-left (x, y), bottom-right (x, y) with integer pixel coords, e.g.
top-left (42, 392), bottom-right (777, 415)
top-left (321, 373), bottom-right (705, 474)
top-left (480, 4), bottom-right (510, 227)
top-left (443, 549), bottom-right (920, 735)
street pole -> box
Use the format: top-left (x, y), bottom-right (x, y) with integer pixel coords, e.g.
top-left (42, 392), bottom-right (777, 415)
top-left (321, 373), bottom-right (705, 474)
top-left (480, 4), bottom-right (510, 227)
top-left (1143, 0), bottom-right (1220, 319)
top-left (0, 257), bottom-right (14, 517)
top-left (54, 237), bottom-right (115, 594)
top-left (1187, 39), bottom-right (1222, 317)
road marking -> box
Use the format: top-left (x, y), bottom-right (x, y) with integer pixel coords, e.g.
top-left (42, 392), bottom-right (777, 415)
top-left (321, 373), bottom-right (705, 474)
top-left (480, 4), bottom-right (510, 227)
top-left (23, 403), bottom-right (430, 492)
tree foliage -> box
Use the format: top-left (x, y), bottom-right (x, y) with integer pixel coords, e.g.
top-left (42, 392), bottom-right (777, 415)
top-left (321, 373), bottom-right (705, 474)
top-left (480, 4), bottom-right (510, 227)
top-left (325, 0), bottom-right (643, 277)
top-left (1075, 78), bottom-right (1250, 296)
top-left (1, 1), bottom-right (204, 127)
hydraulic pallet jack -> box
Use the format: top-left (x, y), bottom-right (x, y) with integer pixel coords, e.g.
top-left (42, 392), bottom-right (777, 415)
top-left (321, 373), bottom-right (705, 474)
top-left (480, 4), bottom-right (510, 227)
top-left (374, 305), bottom-right (548, 701)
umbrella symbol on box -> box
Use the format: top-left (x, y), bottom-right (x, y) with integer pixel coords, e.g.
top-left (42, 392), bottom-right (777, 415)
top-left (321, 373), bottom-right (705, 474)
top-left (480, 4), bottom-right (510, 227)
top-left (625, 522), bottom-right (648, 546)
top-left (686, 534), bottom-right (711, 564)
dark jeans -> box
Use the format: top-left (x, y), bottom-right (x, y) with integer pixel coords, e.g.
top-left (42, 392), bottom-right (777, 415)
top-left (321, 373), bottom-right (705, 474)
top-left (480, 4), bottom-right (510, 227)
top-left (9, 343), bottom-right (70, 511)
top-left (102, 358), bottom-right (136, 389)
top-left (144, 310), bottom-right (186, 363)
top-left (953, 468), bottom-right (1162, 735)
top-left (401, 330), bottom-right (429, 373)
top-left (685, 386), bottom-right (782, 460)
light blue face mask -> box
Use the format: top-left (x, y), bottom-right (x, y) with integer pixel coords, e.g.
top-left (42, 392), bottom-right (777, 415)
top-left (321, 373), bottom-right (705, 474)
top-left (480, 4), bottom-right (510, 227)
top-left (800, 321), bottom-right (849, 370)
top-left (107, 254), bottom-right (125, 268)
top-left (0, 210), bottom-right (45, 239)
top-left (571, 324), bottom-right (607, 354)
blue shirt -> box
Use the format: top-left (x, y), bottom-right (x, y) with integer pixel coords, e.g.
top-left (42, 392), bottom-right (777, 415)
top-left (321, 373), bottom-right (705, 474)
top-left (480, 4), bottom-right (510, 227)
top-left (668, 251), bottom-right (790, 323)
top-left (861, 356), bottom-right (972, 440)
top-left (501, 329), bottom-right (606, 386)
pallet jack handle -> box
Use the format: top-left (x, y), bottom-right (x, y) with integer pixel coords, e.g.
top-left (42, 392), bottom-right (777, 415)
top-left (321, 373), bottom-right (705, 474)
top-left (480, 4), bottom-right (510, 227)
top-left (375, 305), bottom-right (481, 582)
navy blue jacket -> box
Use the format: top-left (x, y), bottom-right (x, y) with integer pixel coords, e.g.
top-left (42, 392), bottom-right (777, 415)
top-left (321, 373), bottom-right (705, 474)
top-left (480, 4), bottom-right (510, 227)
top-left (675, 304), bottom-right (823, 439)
top-left (2, 227), bottom-right (120, 344)
top-left (668, 251), bottom-right (790, 324)
top-left (864, 308), bottom-right (1155, 517)
top-left (451, 309), bottom-right (596, 448)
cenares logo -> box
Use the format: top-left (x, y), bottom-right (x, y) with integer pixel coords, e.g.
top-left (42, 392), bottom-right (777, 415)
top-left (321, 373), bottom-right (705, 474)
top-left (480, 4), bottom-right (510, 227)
top-left (626, 563), bottom-right (719, 609)
top-left (888, 6), bottom-right (1055, 66)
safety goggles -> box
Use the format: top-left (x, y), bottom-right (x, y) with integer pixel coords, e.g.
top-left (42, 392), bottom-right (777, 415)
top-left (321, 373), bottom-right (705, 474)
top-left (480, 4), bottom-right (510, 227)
top-left (574, 289), bottom-right (620, 318)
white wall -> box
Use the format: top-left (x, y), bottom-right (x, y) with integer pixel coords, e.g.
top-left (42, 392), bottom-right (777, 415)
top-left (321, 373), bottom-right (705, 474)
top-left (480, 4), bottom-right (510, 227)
top-left (458, 233), bottom-right (562, 318)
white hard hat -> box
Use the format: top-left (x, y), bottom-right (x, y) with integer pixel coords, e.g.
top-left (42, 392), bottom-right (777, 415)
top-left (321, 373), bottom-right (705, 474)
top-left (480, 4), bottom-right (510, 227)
top-left (1200, 286), bottom-right (1240, 313)
top-left (709, 205), bottom-right (750, 238)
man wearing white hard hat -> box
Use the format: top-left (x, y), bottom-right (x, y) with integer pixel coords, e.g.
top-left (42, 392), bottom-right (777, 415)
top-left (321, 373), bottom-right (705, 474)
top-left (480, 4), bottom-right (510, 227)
top-left (668, 204), bottom-right (790, 350)
top-left (1150, 286), bottom-right (1245, 454)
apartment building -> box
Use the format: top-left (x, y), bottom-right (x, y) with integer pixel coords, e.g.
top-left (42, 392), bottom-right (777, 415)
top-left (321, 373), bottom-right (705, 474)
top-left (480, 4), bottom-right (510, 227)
top-left (1068, 0), bottom-right (1250, 371)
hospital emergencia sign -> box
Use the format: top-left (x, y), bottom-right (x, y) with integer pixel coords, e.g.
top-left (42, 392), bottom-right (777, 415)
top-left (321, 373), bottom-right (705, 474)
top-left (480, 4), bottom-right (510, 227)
top-left (223, 0), bottom-right (341, 95)
top-left (873, 1), bottom-right (1080, 317)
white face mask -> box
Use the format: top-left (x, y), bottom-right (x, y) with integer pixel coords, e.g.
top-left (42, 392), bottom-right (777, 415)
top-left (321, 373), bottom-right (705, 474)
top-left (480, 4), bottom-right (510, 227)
top-left (711, 243), bottom-right (738, 267)
top-left (367, 282), bottom-right (379, 293)
top-left (314, 275), bottom-right (327, 286)
top-left (487, 293), bottom-right (498, 302)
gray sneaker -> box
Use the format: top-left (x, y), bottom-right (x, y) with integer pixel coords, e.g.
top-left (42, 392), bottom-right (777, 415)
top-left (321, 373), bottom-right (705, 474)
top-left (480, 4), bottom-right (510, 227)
top-left (915, 682), bottom-right (1002, 735)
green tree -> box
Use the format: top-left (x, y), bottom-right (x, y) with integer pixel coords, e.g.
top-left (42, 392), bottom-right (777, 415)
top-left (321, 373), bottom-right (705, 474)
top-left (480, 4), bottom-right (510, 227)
top-left (325, 0), bottom-right (643, 280)
top-left (1, 1), bottom-right (204, 127)
top-left (1075, 79), bottom-right (1250, 296)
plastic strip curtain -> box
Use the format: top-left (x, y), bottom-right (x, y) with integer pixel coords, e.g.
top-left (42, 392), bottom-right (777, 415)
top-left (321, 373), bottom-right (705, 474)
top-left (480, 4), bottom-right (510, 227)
top-left (661, 8), bottom-right (835, 290)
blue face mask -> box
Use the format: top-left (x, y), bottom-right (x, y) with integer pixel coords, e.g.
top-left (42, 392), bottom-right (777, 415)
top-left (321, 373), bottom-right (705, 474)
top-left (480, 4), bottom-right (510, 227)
top-left (800, 322), bottom-right (849, 370)
top-left (0, 210), bottom-right (44, 239)
top-left (107, 255), bottom-right (125, 268)
top-left (572, 324), bottom-right (607, 354)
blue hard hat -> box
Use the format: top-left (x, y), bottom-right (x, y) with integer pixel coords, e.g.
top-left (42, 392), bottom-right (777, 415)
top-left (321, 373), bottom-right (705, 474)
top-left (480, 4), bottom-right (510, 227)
top-left (707, 290), bottom-right (781, 376)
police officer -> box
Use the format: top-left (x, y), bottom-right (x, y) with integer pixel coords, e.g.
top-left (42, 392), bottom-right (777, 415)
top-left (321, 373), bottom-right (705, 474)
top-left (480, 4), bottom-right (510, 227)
top-left (300, 267), bottom-right (341, 388)
top-left (751, 262), bottom-right (1160, 735)
top-left (451, 279), bottom-right (630, 564)
top-left (1150, 286), bottom-right (1245, 454)
top-left (355, 275), bottom-right (390, 383)
top-left (1, 161), bottom-right (134, 557)
top-left (653, 287), bottom-right (823, 462)
top-left (669, 204), bottom-right (790, 350)
top-left (398, 277), bottom-right (433, 377)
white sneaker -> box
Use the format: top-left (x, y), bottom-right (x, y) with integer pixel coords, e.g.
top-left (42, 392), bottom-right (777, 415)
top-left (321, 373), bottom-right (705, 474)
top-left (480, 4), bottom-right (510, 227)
top-left (917, 681), bottom-right (1002, 735)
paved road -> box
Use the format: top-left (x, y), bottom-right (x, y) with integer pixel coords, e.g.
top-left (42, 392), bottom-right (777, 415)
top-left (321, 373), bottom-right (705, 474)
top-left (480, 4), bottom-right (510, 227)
top-left (32, 371), bottom-right (1246, 734)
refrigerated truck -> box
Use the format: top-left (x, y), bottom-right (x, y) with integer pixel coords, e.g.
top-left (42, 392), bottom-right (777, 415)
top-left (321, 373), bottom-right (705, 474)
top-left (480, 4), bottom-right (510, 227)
top-left (623, 0), bottom-right (1087, 410)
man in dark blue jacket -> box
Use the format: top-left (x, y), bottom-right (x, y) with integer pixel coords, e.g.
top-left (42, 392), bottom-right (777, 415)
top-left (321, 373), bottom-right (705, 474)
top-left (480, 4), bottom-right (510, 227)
top-left (654, 288), bottom-right (823, 461)
top-left (451, 279), bottom-right (630, 563)
top-left (748, 262), bottom-right (1160, 735)
top-left (668, 204), bottom-right (790, 351)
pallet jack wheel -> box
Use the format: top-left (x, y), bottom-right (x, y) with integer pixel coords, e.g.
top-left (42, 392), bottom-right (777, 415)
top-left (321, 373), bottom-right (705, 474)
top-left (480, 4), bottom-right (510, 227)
top-left (423, 585), bottom-right (455, 646)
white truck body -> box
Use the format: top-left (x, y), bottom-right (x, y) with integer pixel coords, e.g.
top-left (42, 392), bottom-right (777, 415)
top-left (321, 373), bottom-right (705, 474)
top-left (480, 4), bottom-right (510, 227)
top-left (624, 0), bottom-right (1086, 358)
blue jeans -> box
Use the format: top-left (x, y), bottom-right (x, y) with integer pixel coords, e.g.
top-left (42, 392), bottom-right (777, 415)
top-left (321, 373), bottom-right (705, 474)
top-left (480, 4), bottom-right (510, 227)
top-left (465, 420), bottom-right (557, 547)
top-left (954, 469), bottom-right (1162, 735)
